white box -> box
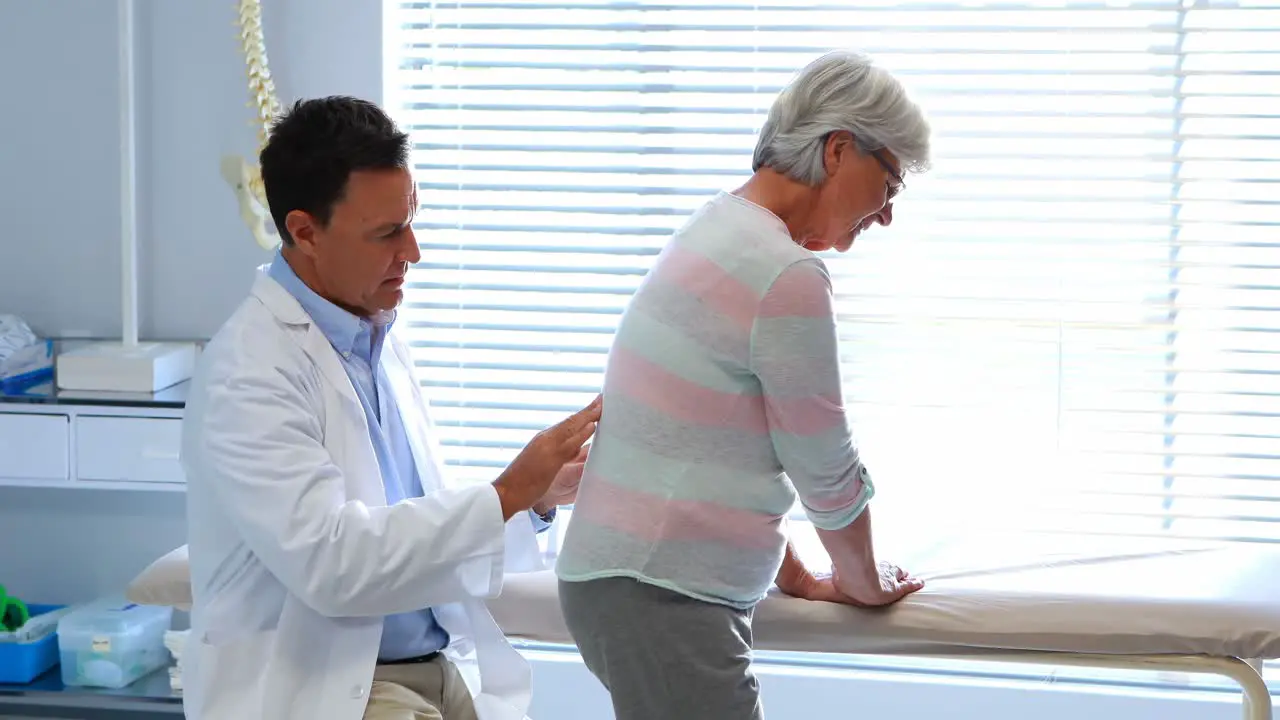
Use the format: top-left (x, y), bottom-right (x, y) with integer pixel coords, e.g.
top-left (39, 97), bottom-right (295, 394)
top-left (55, 341), bottom-right (196, 393)
top-left (57, 597), bottom-right (172, 689)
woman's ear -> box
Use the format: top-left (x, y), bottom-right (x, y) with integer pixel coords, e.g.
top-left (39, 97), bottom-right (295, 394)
top-left (822, 131), bottom-right (844, 177)
top-left (823, 130), bottom-right (857, 177)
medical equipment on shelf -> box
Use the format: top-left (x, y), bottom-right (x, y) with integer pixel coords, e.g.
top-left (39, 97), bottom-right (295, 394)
top-left (0, 585), bottom-right (29, 634)
top-left (0, 315), bottom-right (38, 360)
top-left (53, 0), bottom-right (197, 393)
top-left (0, 603), bottom-right (72, 644)
top-left (0, 316), bottom-right (53, 392)
top-left (0, 604), bottom-right (65, 684)
top-left (56, 597), bottom-right (172, 689)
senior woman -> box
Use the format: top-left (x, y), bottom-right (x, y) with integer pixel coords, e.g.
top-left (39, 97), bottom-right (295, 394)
top-left (555, 50), bottom-right (932, 719)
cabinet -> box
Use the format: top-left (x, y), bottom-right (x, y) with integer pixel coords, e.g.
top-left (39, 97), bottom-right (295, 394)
top-left (0, 413), bottom-right (70, 482)
top-left (76, 416), bottom-right (184, 485)
top-left (0, 381), bottom-right (188, 491)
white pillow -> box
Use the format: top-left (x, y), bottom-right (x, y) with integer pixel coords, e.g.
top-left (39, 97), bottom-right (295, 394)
top-left (126, 545), bottom-right (193, 611)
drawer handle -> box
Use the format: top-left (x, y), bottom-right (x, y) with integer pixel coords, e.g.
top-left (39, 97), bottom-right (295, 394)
top-left (142, 449), bottom-right (180, 461)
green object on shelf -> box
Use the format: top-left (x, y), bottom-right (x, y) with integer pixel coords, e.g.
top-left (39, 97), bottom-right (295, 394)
top-left (0, 583), bottom-right (31, 632)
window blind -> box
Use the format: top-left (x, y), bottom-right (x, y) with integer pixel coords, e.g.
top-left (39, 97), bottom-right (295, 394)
top-left (384, 0), bottom-right (1280, 547)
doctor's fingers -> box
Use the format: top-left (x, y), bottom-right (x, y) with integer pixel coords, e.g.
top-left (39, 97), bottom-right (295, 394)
top-left (561, 420), bottom-right (598, 455)
top-left (548, 396), bottom-right (602, 437)
top-left (564, 395), bottom-right (603, 428)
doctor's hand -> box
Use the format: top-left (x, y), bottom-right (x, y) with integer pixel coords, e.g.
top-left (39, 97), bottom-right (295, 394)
top-left (533, 443), bottom-right (590, 516)
top-left (493, 395), bottom-right (602, 521)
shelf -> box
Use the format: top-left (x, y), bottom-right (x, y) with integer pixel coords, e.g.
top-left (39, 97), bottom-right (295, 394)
top-left (0, 664), bottom-right (182, 715)
top-left (0, 478), bottom-right (184, 492)
top-left (0, 380), bottom-right (189, 410)
top-left (0, 339), bottom-right (193, 410)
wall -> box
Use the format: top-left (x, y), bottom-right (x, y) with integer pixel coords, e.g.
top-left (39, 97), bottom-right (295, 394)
top-left (0, 0), bottom-right (384, 343)
top-left (0, 0), bottom-right (384, 605)
top-left (0, 0), bottom-right (124, 341)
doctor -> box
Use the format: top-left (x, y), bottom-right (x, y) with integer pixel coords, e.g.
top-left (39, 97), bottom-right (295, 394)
top-left (181, 95), bottom-right (600, 720)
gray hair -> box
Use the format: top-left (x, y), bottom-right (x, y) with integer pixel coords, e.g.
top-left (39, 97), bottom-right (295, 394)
top-left (752, 50), bottom-right (932, 185)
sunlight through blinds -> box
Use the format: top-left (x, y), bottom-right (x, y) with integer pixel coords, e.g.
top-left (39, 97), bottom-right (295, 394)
top-left (385, 0), bottom-right (1280, 545)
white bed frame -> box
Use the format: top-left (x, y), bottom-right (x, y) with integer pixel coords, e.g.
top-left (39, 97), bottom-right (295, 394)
top-left (922, 652), bottom-right (1270, 720)
top-left (511, 635), bottom-right (1274, 719)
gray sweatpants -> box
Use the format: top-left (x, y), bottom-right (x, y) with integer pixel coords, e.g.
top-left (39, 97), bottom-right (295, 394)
top-left (558, 576), bottom-right (764, 720)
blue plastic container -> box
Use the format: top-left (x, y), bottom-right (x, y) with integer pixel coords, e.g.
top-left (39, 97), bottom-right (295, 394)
top-left (0, 604), bottom-right (64, 685)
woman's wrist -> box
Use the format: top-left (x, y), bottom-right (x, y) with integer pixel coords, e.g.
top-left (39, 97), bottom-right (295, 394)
top-left (817, 506), bottom-right (880, 585)
top-left (775, 539), bottom-right (818, 596)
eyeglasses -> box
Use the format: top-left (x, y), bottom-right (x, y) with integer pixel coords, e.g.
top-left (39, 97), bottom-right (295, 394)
top-left (872, 149), bottom-right (905, 201)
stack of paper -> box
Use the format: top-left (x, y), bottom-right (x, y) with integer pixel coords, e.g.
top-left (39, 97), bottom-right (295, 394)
top-left (163, 629), bottom-right (189, 692)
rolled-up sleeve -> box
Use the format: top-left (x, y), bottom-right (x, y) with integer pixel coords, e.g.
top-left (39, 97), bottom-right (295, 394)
top-left (529, 507), bottom-right (555, 533)
top-left (748, 258), bottom-right (874, 530)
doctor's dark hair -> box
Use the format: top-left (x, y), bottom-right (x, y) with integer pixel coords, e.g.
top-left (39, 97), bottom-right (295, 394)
top-left (259, 96), bottom-right (411, 246)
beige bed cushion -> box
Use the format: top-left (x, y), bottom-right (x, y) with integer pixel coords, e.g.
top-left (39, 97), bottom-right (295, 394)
top-left (125, 544), bottom-right (193, 611)
top-left (489, 541), bottom-right (1280, 660)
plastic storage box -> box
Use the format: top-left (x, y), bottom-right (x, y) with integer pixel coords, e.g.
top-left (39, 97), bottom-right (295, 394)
top-left (56, 597), bottom-right (172, 689)
top-left (0, 604), bottom-right (63, 684)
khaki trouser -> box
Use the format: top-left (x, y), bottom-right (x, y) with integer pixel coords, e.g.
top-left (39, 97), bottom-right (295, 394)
top-left (362, 656), bottom-right (479, 720)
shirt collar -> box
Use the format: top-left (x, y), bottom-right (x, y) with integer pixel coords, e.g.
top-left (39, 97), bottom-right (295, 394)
top-left (267, 250), bottom-right (395, 358)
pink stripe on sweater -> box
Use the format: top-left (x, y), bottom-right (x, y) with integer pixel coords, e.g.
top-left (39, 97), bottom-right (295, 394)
top-left (758, 262), bottom-right (833, 319)
top-left (575, 475), bottom-right (783, 550)
top-left (608, 345), bottom-right (768, 433)
top-left (658, 244), bottom-right (759, 330)
top-left (763, 392), bottom-right (849, 436)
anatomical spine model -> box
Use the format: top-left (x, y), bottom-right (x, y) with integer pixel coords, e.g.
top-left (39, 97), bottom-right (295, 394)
top-left (223, 0), bottom-right (283, 250)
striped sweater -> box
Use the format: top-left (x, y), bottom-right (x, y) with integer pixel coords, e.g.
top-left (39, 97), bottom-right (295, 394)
top-left (555, 192), bottom-right (874, 608)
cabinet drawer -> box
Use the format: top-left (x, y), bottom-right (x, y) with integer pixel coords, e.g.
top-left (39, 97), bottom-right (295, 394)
top-left (0, 413), bottom-right (70, 480)
top-left (75, 416), bottom-right (185, 484)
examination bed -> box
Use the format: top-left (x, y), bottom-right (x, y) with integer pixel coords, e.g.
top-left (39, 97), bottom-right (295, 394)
top-left (124, 535), bottom-right (1279, 718)
top-left (486, 536), bottom-right (1280, 720)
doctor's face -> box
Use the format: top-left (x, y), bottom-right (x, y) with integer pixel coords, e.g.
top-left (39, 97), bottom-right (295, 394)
top-left (288, 167), bottom-right (422, 317)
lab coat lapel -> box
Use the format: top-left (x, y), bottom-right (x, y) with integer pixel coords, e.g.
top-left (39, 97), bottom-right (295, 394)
top-left (250, 270), bottom-right (365, 420)
top-left (302, 326), bottom-right (365, 424)
top-left (250, 271), bottom-right (384, 508)
top-left (303, 327), bottom-right (389, 509)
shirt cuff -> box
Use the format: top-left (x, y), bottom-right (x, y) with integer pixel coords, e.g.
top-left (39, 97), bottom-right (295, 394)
top-left (529, 506), bottom-right (556, 534)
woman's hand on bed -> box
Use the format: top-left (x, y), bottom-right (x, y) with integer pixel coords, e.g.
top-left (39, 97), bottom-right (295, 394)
top-left (780, 572), bottom-right (853, 604)
top-left (827, 562), bottom-right (925, 607)
top-left (776, 566), bottom-right (917, 607)
top-left (784, 564), bottom-right (923, 607)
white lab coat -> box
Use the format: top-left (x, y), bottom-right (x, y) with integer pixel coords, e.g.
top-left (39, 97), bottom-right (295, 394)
top-left (180, 269), bottom-right (543, 720)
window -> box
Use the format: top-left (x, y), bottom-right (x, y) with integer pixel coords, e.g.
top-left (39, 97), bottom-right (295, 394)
top-left (383, 0), bottom-right (1280, 559)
